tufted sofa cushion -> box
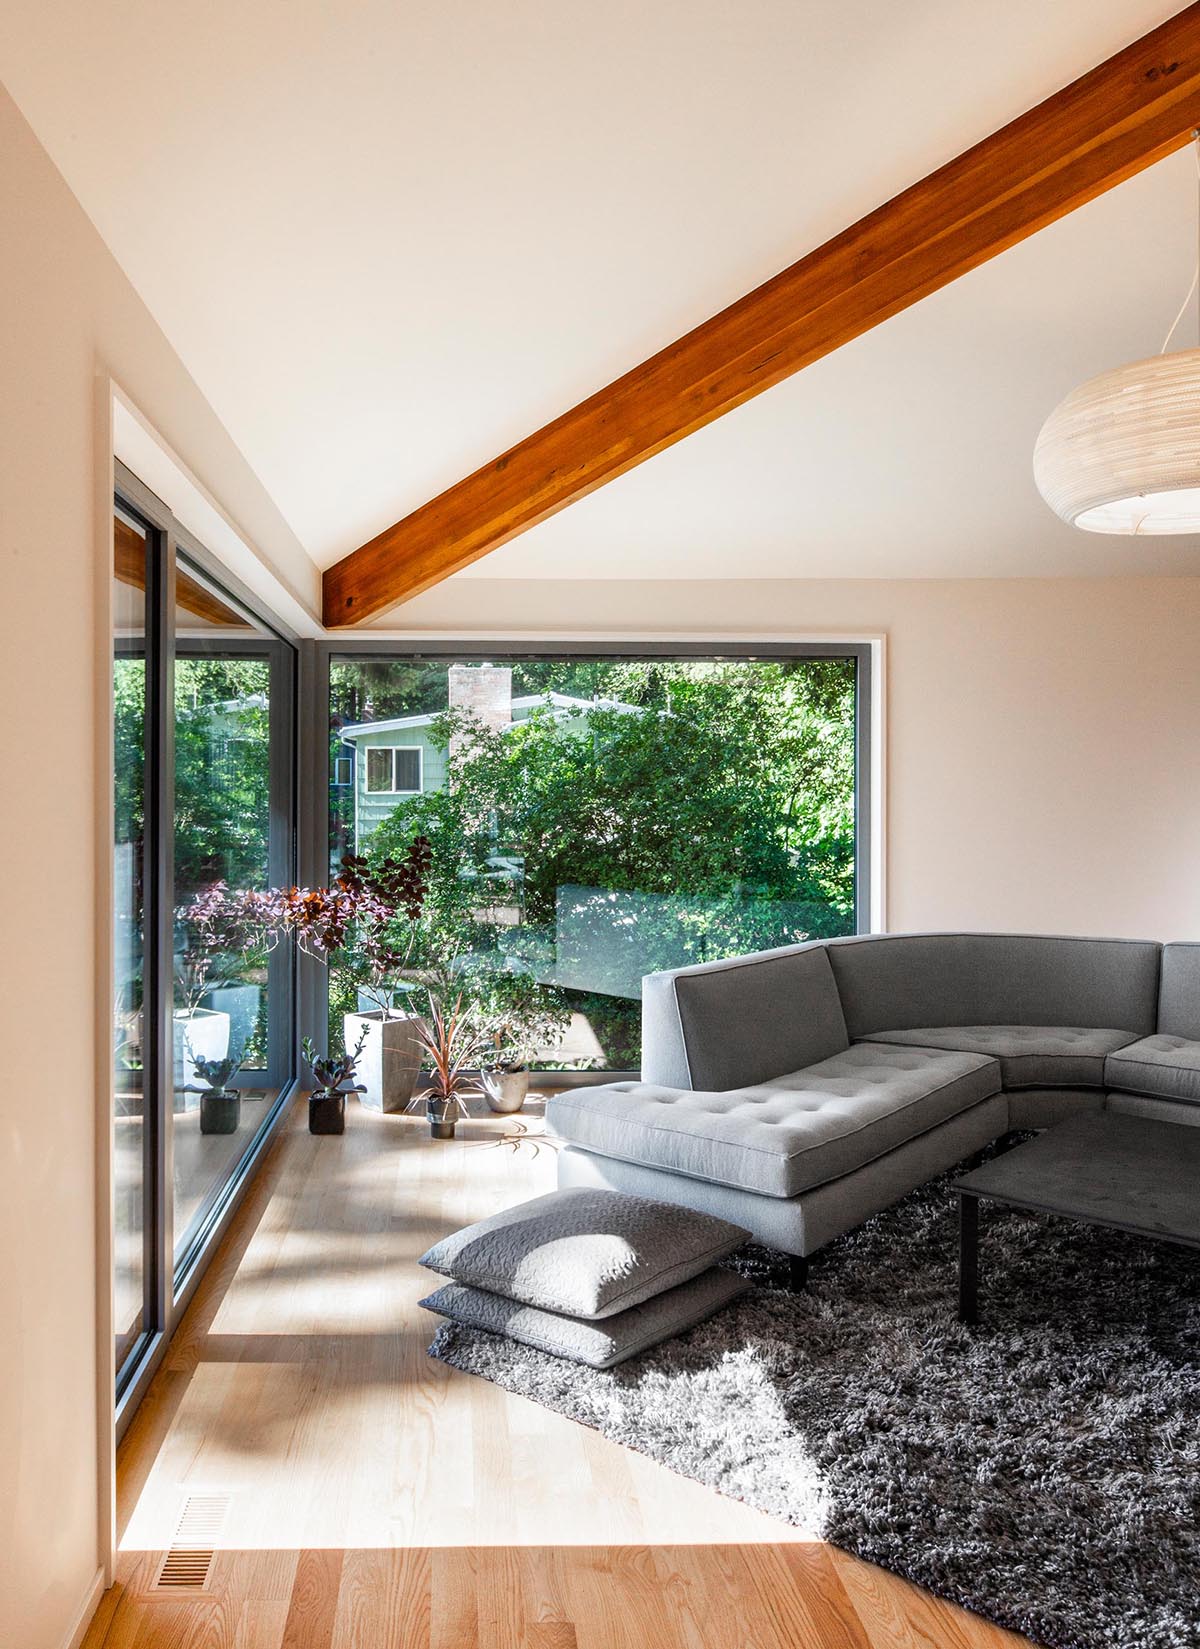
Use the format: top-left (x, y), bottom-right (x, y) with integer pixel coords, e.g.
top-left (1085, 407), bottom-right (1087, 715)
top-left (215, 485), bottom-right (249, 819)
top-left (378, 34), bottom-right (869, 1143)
top-left (1105, 1034), bottom-right (1200, 1106)
top-left (825, 933), bottom-right (1160, 1039)
top-left (860, 1025), bottom-right (1137, 1088)
top-left (545, 1043), bottom-right (1001, 1198)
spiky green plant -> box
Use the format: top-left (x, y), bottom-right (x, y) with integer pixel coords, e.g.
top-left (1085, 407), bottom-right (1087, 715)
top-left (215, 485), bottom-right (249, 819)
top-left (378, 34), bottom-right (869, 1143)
top-left (406, 995), bottom-right (488, 1119)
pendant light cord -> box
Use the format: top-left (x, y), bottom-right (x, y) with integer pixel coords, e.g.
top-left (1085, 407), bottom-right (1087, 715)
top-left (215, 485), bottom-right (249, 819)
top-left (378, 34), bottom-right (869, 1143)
top-left (1160, 131), bottom-right (1200, 354)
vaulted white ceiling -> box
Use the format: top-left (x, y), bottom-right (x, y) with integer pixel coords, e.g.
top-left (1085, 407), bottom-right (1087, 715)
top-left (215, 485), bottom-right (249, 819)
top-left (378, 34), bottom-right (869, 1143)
top-left (2, 0), bottom-right (1199, 592)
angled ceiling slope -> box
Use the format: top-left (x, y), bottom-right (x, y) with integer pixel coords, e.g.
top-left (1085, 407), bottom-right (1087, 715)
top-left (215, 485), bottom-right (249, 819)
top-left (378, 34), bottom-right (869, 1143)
top-left (322, 0), bottom-right (1200, 623)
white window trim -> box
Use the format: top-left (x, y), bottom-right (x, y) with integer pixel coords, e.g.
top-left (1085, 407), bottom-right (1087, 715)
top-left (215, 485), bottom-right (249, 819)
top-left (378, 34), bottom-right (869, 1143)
top-left (365, 745), bottom-right (423, 795)
top-left (332, 754), bottom-right (353, 787)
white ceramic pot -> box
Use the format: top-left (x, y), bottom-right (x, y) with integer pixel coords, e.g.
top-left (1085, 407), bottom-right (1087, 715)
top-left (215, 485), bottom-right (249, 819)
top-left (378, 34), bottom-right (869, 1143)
top-left (481, 1068), bottom-right (530, 1114)
top-left (344, 1011), bottom-right (424, 1113)
top-left (173, 1008), bottom-right (231, 1110)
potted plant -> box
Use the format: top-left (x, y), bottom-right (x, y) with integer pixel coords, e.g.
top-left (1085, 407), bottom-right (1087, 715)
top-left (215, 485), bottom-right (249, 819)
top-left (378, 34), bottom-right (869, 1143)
top-left (183, 1048), bottom-right (244, 1136)
top-left (407, 995), bottom-right (488, 1139)
top-left (301, 1027), bottom-right (369, 1135)
top-left (474, 967), bottom-right (570, 1115)
top-left (479, 1057), bottom-right (533, 1115)
top-left (280, 838), bottom-right (432, 1114)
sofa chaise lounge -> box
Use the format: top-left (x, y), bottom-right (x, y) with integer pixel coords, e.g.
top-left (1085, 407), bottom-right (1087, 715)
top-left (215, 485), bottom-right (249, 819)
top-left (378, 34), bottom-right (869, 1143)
top-left (546, 933), bottom-right (1200, 1265)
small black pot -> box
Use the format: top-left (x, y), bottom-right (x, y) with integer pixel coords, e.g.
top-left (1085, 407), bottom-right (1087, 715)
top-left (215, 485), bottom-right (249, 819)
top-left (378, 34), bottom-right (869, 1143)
top-left (427, 1098), bottom-right (456, 1139)
top-left (200, 1090), bottom-right (241, 1135)
top-left (309, 1089), bottom-right (346, 1135)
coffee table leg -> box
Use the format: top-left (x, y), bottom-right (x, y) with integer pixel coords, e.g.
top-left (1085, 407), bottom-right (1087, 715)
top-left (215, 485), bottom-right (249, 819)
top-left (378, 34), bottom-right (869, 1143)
top-left (959, 1193), bottom-right (979, 1326)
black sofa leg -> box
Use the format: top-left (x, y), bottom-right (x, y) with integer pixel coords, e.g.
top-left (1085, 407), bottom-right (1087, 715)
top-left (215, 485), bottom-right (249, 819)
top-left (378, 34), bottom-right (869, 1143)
top-left (788, 1255), bottom-right (809, 1291)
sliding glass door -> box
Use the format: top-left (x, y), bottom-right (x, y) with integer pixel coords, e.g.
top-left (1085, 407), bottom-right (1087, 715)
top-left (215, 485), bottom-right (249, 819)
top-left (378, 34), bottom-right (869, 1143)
top-left (112, 472), bottom-right (297, 1411)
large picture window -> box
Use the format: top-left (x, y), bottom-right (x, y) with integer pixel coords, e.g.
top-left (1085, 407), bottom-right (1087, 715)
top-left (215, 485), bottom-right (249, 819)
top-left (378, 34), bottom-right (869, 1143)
top-left (326, 648), bottom-right (869, 1072)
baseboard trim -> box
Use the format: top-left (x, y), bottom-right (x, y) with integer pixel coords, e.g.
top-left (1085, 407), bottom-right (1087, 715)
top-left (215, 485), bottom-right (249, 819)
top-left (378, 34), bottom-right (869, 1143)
top-left (63, 1567), bottom-right (105, 1649)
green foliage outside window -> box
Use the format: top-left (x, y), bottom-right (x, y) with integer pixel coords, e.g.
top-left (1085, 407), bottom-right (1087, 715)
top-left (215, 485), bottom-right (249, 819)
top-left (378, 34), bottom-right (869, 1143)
top-left (350, 658), bottom-right (856, 1069)
top-left (115, 655), bottom-right (275, 1068)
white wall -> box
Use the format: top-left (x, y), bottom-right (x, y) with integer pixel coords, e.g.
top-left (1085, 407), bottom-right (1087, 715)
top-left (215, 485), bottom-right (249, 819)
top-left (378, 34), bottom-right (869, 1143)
top-left (376, 575), bottom-right (1200, 941)
top-left (0, 85), bottom-right (318, 1649)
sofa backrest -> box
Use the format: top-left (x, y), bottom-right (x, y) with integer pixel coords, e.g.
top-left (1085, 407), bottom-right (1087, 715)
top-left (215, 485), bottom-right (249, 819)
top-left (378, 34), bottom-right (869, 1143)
top-left (825, 932), bottom-right (1161, 1038)
top-left (1157, 943), bottom-right (1200, 1039)
top-left (641, 941), bottom-right (849, 1090)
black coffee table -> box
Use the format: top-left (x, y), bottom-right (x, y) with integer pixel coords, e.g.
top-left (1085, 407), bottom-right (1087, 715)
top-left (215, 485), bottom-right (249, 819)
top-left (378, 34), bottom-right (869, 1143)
top-left (953, 1112), bottom-right (1200, 1325)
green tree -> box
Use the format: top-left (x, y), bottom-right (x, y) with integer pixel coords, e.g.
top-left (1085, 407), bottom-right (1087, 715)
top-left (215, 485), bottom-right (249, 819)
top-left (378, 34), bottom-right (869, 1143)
top-left (173, 658), bottom-right (272, 894)
top-left (366, 661), bottom-right (856, 1067)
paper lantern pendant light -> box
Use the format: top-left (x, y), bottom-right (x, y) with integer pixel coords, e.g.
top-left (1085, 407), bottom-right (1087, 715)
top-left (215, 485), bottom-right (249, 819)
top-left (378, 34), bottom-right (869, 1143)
top-left (1034, 133), bottom-right (1200, 536)
top-left (1033, 348), bottom-right (1200, 534)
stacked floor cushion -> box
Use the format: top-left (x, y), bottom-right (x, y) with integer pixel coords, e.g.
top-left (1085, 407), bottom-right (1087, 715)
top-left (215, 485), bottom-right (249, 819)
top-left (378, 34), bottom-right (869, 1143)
top-left (418, 1188), bottom-right (749, 1367)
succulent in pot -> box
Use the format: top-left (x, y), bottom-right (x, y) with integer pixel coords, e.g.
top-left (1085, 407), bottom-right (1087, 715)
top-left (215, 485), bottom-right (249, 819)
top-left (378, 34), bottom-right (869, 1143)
top-left (183, 1046), bottom-right (245, 1136)
top-left (301, 1028), bottom-right (369, 1136)
top-left (406, 995), bottom-right (488, 1139)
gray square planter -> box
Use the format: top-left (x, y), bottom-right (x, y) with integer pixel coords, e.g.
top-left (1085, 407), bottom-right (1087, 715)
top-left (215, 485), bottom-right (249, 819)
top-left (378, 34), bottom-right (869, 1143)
top-left (344, 1011), bottom-right (424, 1113)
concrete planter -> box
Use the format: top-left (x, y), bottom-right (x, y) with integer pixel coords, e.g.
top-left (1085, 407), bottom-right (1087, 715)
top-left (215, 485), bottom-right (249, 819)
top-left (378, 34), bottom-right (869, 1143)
top-left (344, 1010), bottom-right (424, 1113)
top-left (173, 1008), bottom-right (231, 1109)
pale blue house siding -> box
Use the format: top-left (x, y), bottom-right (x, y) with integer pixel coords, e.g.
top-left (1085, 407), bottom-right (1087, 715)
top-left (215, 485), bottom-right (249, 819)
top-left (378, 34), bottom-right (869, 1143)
top-left (351, 724), bottom-right (446, 846)
top-left (346, 695), bottom-right (626, 850)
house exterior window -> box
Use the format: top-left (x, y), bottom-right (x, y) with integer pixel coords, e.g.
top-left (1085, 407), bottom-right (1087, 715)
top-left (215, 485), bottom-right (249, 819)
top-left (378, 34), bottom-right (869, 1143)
top-left (332, 754), bottom-right (353, 787)
top-left (366, 746), bottom-right (422, 793)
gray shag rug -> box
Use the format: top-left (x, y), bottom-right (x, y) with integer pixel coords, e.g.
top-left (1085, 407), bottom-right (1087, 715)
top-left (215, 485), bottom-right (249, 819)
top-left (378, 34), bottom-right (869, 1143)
top-left (429, 1151), bottom-right (1200, 1649)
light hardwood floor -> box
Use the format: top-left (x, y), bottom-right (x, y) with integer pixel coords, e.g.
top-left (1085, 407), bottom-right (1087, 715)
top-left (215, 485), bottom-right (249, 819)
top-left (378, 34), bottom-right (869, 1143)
top-left (86, 1094), bottom-right (1033, 1648)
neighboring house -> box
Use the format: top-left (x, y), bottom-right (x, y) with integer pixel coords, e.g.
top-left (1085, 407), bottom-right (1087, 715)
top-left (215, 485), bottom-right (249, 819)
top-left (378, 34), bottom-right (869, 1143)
top-left (337, 664), bottom-right (642, 851)
top-left (186, 690), bottom-right (270, 788)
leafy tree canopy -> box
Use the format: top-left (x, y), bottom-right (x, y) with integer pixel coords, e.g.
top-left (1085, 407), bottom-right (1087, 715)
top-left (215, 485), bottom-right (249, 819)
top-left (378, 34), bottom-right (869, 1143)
top-left (360, 660), bottom-right (856, 1064)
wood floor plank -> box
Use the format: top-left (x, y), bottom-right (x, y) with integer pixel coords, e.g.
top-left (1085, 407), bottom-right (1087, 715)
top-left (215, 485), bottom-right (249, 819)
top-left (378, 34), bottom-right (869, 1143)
top-left (90, 1101), bottom-right (1035, 1649)
top-left (329, 1548), bottom-right (431, 1649)
top-left (279, 1550), bottom-right (342, 1649)
top-left (830, 1546), bottom-right (1029, 1647)
top-left (429, 1547), bottom-right (479, 1649)
top-left (233, 1599), bottom-right (289, 1649)
top-left (752, 1543), bottom-right (874, 1649)
top-left (559, 1547), bottom-right (674, 1649)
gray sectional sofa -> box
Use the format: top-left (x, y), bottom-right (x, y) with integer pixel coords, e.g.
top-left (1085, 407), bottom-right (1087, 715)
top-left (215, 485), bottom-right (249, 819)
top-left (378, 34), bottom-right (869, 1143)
top-left (546, 933), bottom-right (1200, 1262)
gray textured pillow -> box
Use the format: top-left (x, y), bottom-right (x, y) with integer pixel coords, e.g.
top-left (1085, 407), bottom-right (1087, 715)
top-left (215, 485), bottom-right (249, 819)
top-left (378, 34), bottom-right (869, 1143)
top-left (418, 1188), bottom-right (750, 1320)
top-left (421, 1267), bottom-right (749, 1369)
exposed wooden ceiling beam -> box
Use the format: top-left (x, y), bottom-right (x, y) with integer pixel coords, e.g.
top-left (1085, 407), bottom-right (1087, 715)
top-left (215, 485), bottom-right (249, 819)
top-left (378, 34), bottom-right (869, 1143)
top-left (324, 4), bottom-right (1200, 625)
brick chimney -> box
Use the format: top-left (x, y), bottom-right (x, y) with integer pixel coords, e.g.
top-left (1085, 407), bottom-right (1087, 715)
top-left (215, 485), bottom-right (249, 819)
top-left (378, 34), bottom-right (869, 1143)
top-left (447, 663), bottom-right (513, 740)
